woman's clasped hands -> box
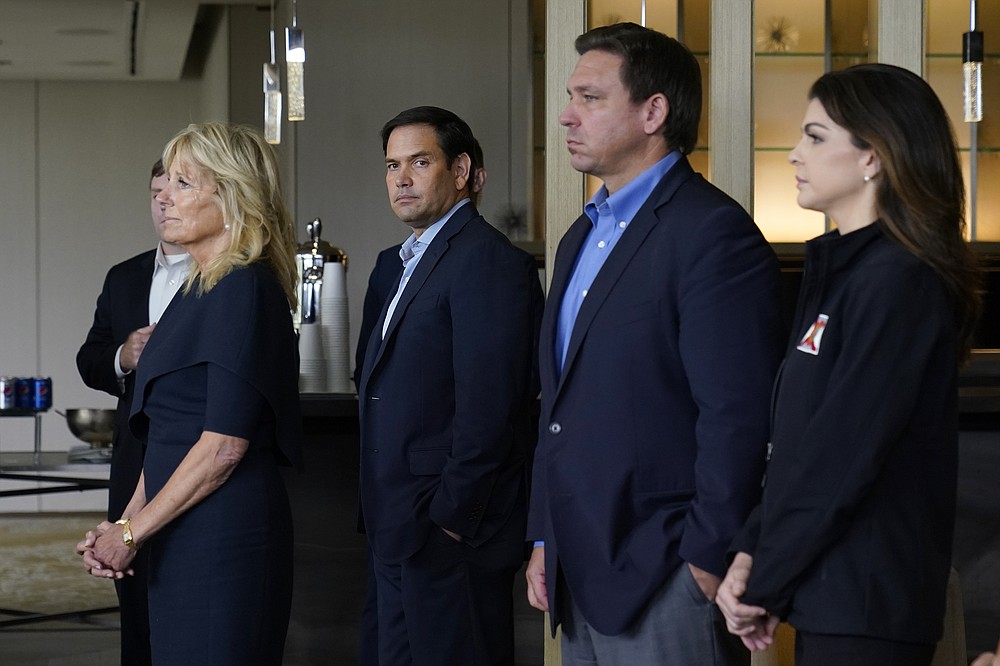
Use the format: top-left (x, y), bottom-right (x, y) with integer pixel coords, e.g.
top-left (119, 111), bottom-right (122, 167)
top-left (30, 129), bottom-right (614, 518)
top-left (715, 552), bottom-right (780, 652)
top-left (76, 520), bottom-right (137, 579)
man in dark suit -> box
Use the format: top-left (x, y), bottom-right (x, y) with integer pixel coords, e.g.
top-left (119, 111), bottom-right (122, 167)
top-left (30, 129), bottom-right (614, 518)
top-left (524, 23), bottom-right (783, 664)
top-left (358, 106), bottom-right (542, 665)
top-left (353, 140), bottom-right (488, 666)
top-left (76, 159), bottom-right (190, 666)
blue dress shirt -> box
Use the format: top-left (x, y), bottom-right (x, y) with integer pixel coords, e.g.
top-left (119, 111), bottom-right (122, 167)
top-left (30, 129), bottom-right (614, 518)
top-left (554, 152), bottom-right (682, 373)
top-left (382, 198), bottom-right (470, 338)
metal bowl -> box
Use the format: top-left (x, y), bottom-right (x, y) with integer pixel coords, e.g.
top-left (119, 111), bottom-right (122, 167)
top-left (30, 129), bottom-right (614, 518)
top-left (61, 408), bottom-right (116, 448)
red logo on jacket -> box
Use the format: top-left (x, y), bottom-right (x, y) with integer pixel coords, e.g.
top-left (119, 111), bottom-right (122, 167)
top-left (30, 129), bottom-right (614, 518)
top-left (796, 314), bottom-right (829, 356)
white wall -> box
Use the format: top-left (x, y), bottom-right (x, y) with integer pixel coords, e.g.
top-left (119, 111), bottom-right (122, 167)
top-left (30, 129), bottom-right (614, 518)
top-left (0, 15), bottom-right (230, 511)
top-left (0, 1), bottom-right (532, 511)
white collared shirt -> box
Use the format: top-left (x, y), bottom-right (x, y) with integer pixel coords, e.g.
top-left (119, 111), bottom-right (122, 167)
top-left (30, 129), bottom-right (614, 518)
top-left (113, 243), bottom-right (191, 384)
top-left (148, 245), bottom-right (192, 324)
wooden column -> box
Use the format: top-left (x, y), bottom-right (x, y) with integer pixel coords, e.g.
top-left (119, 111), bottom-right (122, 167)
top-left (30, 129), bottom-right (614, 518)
top-left (875, 0), bottom-right (926, 76)
top-left (542, 1), bottom-right (585, 663)
top-left (710, 0), bottom-right (754, 213)
top-left (544, 0), bottom-right (587, 288)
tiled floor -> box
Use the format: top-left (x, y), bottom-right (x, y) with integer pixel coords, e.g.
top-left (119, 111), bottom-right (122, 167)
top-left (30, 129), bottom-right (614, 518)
top-left (1, 419), bottom-right (995, 664)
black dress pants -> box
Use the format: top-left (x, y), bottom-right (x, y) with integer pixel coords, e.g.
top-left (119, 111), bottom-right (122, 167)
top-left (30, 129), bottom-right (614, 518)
top-left (795, 631), bottom-right (935, 666)
top-left (372, 519), bottom-right (524, 666)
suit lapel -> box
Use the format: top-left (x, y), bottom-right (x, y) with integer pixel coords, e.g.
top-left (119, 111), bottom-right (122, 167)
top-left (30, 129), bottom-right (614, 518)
top-left (358, 273), bottom-right (399, 395)
top-left (365, 202), bottom-right (476, 383)
top-left (555, 159), bottom-right (695, 396)
top-left (132, 251), bottom-right (156, 328)
top-left (540, 214), bottom-right (590, 389)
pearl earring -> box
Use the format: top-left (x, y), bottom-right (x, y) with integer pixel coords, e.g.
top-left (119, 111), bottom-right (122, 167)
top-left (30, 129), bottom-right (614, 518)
top-left (224, 222), bottom-right (231, 230)
top-left (864, 175), bottom-right (872, 183)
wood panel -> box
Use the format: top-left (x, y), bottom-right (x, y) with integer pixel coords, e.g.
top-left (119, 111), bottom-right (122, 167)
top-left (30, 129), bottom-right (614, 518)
top-left (711, 0), bottom-right (754, 212)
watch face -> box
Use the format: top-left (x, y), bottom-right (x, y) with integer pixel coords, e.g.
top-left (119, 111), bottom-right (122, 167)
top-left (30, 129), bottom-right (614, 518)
top-left (118, 519), bottom-right (136, 548)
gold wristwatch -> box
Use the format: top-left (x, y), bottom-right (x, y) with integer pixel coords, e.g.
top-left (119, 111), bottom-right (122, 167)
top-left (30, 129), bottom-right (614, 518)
top-left (115, 518), bottom-right (138, 550)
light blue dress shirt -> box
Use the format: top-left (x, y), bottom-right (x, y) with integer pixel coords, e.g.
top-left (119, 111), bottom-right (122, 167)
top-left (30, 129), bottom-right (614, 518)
top-left (553, 152), bottom-right (682, 373)
top-left (382, 198), bottom-right (470, 338)
top-left (535, 153), bottom-right (683, 550)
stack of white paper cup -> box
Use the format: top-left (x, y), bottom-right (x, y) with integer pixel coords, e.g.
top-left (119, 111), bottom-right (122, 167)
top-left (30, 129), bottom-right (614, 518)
top-left (298, 322), bottom-right (327, 393)
top-left (320, 262), bottom-right (352, 393)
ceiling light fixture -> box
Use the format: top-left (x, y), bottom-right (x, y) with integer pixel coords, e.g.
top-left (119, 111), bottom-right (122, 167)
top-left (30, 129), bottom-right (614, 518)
top-left (286, 0), bottom-right (305, 122)
top-left (963, 0), bottom-right (983, 123)
top-left (263, 0), bottom-right (282, 144)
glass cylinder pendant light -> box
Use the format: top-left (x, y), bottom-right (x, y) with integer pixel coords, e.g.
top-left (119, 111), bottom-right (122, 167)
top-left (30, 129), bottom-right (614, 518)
top-left (963, 0), bottom-right (983, 123)
top-left (264, 61), bottom-right (282, 143)
top-left (286, 0), bottom-right (305, 121)
top-left (263, 2), bottom-right (282, 144)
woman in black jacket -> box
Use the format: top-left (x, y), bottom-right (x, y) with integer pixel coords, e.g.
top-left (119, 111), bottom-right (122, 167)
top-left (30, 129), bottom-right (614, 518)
top-left (716, 64), bottom-right (981, 666)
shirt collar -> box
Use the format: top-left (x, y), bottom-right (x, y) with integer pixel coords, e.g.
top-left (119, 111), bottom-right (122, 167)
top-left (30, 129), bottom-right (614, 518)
top-left (584, 151), bottom-right (683, 227)
top-left (399, 198), bottom-right (471, 263)
top-left (154, 242), bottom-right (191, 269)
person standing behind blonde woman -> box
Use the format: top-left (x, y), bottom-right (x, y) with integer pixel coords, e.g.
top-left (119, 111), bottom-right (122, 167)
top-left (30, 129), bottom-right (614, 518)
top-left (716, 63), bottom-right (981, 666)
top-left (77, 122), bottom-right (302, 666)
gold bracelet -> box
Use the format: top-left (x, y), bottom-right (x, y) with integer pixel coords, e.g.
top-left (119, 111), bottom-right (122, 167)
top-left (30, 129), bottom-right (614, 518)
top-left (114, 518), bottom-right (138, 550)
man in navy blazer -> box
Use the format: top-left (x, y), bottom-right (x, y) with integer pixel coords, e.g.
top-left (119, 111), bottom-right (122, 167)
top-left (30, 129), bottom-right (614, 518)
top-left (352, 143), bottom-right (489, 666)
top-left (358, 106), bottom-right (542, 665)
top-left (76, 159), bottom-right (190, 666)
top-left (525, 24), bottom-right (783, 664)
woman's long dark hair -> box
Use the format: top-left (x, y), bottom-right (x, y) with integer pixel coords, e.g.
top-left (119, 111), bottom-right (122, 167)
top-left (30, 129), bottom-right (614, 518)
top-left (810, 63), bottom-right (982, 360)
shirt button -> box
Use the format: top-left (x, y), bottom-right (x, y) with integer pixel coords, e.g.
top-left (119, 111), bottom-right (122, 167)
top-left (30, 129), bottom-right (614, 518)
top-left (597, 240), bottom-right (607, 248)
top-left (168, 279), bottom-right (176, 285)
top-left (619, 221), bottom-right (627, 228)
top-left (581, 289), bottom-right (588, 297)
top-left (548, 422), bottom-right (562, 435)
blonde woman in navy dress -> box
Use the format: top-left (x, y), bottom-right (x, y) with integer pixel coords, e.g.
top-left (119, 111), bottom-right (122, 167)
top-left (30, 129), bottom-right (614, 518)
top-left (78, 122), bottom-right (302, 665)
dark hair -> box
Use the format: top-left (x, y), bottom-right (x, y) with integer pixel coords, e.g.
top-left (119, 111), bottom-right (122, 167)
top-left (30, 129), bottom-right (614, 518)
top-left (151, 159), bottom-right (165, 181)
top-left (380, 106), bottom-right (477, 193)
top-left (809, 63), bottom-right (981, 359)
top-left (575, 22), bottom-right (702, 154)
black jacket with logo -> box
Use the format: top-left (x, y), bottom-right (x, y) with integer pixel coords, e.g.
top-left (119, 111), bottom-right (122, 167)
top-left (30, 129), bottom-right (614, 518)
top-left (733, 222), bottom-right (958, 644)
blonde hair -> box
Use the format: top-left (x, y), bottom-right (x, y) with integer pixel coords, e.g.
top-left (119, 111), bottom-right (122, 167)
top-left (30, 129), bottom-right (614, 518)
top-left (162, 122), bottom-right (299, 310)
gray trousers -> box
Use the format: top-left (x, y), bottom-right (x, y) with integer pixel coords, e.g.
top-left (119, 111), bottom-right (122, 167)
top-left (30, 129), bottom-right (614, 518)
top-left (560, 563), bottom-right (749, 666)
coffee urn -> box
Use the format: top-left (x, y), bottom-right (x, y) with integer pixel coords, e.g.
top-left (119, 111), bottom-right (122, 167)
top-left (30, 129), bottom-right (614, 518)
top-left (295, 218), bottom-right (347, 330)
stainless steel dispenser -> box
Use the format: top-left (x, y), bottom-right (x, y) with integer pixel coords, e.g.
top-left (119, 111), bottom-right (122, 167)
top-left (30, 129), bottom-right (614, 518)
top-left (294, 218), bottom-right (347, 331)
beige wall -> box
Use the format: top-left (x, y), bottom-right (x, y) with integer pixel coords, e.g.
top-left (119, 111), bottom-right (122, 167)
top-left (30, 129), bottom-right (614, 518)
top-left (0, 21), bottom-right (228, 511)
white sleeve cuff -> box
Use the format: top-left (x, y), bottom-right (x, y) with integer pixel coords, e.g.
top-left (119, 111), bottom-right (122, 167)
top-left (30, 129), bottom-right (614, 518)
top-left (114, 345), bottom-right (131, 394)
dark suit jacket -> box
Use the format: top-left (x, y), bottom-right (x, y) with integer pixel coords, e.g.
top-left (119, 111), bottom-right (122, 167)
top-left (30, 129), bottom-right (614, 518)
top-left (354, 245), bottom-right (404, 390)
top-left (76, 249), bottom-right (155, 520)
top-left (358, 202), bottom-right (543, 565)
top-left (353, 244), bottom-right (403, 535)
top-left (526, 157), bottom-right (784, 635)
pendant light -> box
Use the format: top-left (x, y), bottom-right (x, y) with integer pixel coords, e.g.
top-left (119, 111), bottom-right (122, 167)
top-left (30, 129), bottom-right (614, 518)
top-left (963, 0), bottom-right (983, 123)
top-left (286, 0), bottom-right (305, 121)
top-left (263, 0), bottom-right (282, 144)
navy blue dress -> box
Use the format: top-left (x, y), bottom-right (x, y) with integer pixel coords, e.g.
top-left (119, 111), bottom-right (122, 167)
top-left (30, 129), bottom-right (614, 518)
top-left (130, 263), bottom-right (302, 665)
